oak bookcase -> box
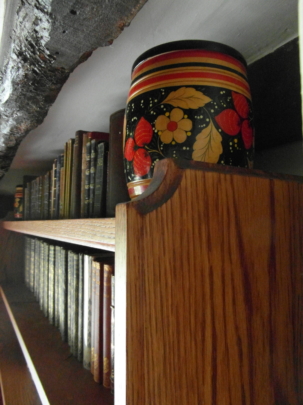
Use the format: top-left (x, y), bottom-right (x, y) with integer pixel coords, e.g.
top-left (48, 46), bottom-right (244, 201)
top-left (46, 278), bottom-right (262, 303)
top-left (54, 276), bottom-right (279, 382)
top-left (1, 158), bottom-right (303, 405)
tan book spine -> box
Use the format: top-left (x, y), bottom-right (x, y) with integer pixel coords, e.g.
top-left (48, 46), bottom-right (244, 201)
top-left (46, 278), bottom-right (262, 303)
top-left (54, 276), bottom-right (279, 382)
top-left (102, 263), bottom-right (114, 388)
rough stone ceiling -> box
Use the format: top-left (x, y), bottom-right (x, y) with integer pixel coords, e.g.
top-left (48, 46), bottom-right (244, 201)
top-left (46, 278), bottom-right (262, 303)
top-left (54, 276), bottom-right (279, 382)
top-left (0, 0), bottom-right (147, 180)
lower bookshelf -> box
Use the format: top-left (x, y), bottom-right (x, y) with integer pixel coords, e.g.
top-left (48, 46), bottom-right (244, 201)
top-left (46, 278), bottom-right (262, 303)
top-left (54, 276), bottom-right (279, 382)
top-left (1, 159), bottom-right (303, 404)
top-left (0, 283), bottom-right (113, 405)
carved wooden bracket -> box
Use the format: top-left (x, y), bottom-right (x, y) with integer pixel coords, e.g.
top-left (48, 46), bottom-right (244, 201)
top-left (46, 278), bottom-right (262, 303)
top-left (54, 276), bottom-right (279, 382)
top-left (0, 0), bottom-right (147, 179)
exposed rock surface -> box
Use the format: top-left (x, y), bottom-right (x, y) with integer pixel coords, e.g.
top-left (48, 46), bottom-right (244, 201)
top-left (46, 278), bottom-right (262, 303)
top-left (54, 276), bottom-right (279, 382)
top-left (0, 0), bottom-right (147, 179)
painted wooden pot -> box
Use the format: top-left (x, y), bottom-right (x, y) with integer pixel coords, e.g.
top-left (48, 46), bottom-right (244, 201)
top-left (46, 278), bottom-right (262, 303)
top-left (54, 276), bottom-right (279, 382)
top-left (124, 40), bottom-right (254, 199)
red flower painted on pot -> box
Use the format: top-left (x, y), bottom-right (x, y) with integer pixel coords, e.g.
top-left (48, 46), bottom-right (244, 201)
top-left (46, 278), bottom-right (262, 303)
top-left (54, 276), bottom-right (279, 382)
top-left (215, 92), bottom-right (253, 149)
top-left (124, 117), bottom-right (153, 177)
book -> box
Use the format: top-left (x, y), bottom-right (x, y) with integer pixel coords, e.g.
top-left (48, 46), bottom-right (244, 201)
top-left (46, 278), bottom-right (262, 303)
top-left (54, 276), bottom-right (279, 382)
top-left (24, 237), bottom-right (32, 288)
top-left (54, 155), bottom-right (63, 219)
top-left (83, 253), bottom-right (94, 370)
top-left (42, 241), bottom-right (49, 317)
top-left (67, 250), bottom-right (74, 350)
top-left (54, 245), bottom-right (61, 328)
top-left (80, 131), bottom-right (109, 218)
top-left (106, 109), bottom-right (130, 217)
top-left (42, 171), bottom-right (51, 220)
top-left (84, 139), bottom-right (92, 219)
top-left (102, 262), bottom-right (114, 388)
top-left (77, 252), bottom-right (84, 362)
top-left (50, 159), bottom-right (57, 219)
top-left (71, 251), bottom-right (80, 357)
top-left (48, 244), bottom-right (55, 323)
top-left (70, 132), bottom-right (83, 219)
top-left (58, 246), bottom-right (68, 341)
top-left (29, 238), bottom-right (36, 291)
top-left (34, 238), bottom-right (41, 297)
top-left (38, 240), bottom-right (45, 309)
top-left (91, 257), bottom-right (114, 383)
top-left (89, 139), bottom-right (98, 217)
top-left (93, 141), bottom-right (108, 218)
top-left (22, 175), bottom-right (36, 220)
top-left (110, 275), bottom-right (115, 394)
top-left (64, 138), bottom-right (75, 219)
top-left (59, 154), bottom-right (65, 219)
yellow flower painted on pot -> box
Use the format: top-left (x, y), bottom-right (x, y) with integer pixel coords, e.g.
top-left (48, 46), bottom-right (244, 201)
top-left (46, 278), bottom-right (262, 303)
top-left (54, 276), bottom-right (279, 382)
top-left (155, 108), bottom-right (192, 144)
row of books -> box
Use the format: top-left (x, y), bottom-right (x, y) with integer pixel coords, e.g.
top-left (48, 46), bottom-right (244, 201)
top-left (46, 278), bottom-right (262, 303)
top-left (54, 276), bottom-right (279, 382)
top-left (24, 236), bottom-right (115, 390)
top-left (22, 109), bottom-right (129, 220)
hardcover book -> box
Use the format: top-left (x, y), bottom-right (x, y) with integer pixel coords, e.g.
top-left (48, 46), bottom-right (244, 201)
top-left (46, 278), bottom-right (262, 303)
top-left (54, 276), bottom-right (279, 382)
top-left (64, 138), bottom-right (75, 219)
top-left (77, 252), bottom-right (84, 362)
top-left (93, 141), bottom-right (108, 218)
top-left (80, 131), bottom-right (109, 218)
top-left (59, 246), bottom-right (68, 341)
top-left (91, 257), bottom-right (114, 383)
top-left (70, 132), bottom-right (83, 219)
top-left (54, 155), bottom-right (63, 219)
top-left (106, 109), bottom-right (130, 217)
top-left (103, 262), bottom-right (114, 388)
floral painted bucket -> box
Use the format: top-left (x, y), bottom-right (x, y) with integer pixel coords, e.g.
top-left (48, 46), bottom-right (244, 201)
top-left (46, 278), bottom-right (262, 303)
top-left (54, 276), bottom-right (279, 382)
top-left (124, 40), bottom-right (254, 199)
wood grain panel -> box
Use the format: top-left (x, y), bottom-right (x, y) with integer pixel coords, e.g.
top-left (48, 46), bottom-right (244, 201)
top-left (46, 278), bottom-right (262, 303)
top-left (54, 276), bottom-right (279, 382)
top-left (115, 159), bottom-right (303, 405)
top-left (0, 227), bottom-right (24, 283)
top-left (0, 284), bottom-right (113, 405)
top-left (1, 218), bottom-right (115, 251)
top-left (0, 296), bottom-right (42, 405)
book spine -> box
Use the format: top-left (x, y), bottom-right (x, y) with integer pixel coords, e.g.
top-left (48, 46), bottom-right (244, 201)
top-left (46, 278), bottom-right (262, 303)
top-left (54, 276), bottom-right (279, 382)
top-left (67, 250), bottom-right (74, 349)
top-left (70, 132), bottom-right (83, 219)
top-left (24, 185), bottom-right (30, 220)
top-left (37, 176), bottom-right (43, 219)
top-left (59, 155), bottom-right (65, 219)
top-left (110, 306), bottom-right (115, 393)
top-left (83, 254), bottom-right (93, 370)
top-left (38, 241), bottom-right (45, 309)
top-left (92, 260), bottom-right (104, 383)
top-left (48, 244), bottom-right (55, 323)
top-left (50, 161), bottom-right (56, 219)
top-left (103, 263), bottom-right (114, 388)
top-left (24, 237), bottom-right (31, 288)
top-left (81, 133), bottom-right (89, 218)
top-left (89, 139), bottom-right (97, 217)
top-left (29, 238), bottom-right (35, 291)
top-left (90, 259), bottom-right (97, 374)
top-left (34, 239), bottom-right (40, 298)
top-left (77, 252), bottom-right (84, 362)
top-left (64, 138), bottom-right (74, 219)
top-left (93, 142), bottom-right (108, 218)
top-left (42, 242), bottom-right (49, 317)
top-left (54, 155), bottom-right (62, 219)
top-left (84, 140), bottom-right (91, 218)
top-left (43, 172), bottom-right (50, 220)
top-left (69, 251), bottom-right (79, 357)
top-left (54, 245), bottom-right (61, 328)
top-left (59, 247), bottom-right (68, 341)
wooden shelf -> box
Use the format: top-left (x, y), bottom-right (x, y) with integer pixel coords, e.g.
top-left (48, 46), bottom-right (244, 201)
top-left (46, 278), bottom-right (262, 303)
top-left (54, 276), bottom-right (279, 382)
top-left (0, 283), bottom-right (113, 405)
top-left (1, 219), bottom-right (116, 252)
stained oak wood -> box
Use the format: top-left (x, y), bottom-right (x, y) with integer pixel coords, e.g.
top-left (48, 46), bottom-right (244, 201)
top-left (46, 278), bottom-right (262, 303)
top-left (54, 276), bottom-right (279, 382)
top-left (0, 226), bottom-right (24, 283)
top-left (1, 218), bottom-right (115, 252)
top-left (0, 294), bottom-right (42, 405)
top-left (0, 284), bottom-right (113, 405)
top-left (115, 159), bottom-right (303, 405)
